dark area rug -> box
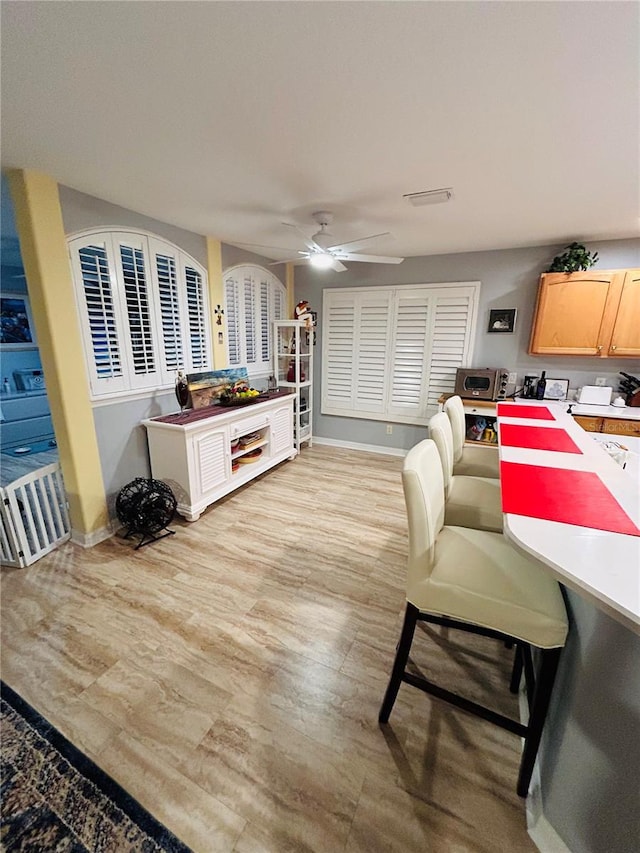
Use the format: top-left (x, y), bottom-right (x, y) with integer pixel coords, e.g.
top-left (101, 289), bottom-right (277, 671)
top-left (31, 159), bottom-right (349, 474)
top-left (1, 681), bottom-right (192, 852)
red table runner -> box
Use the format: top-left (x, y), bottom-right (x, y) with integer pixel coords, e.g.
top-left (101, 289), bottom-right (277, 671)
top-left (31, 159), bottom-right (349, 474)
top-left (499, 423), bottom-right (583, 454)
top-left (500, 461), bottom-right (640, 536)
top-left (497, 404), bottom-right (555, 420)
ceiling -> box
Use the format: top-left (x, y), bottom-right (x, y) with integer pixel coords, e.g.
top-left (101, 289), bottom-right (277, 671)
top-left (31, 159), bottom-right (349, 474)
top-left (1, 2), bottom-right (638, 263)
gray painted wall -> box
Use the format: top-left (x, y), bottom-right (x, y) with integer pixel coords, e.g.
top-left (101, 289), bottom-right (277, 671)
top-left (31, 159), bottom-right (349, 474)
top-left (59, 185), bottom-right (208, 266)
top-left (295, 238), bottom-right (640, 450)
top-left (221, 243), bottom-right (286, 287)
top-left (541, 591), bottom-right (640, 853)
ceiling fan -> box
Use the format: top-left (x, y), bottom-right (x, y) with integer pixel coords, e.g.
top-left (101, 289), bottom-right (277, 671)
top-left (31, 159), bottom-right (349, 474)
top-left (241, 211), bottom-right (404, 273)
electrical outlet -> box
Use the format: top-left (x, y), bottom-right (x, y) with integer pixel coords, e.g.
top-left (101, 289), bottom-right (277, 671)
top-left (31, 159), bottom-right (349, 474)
top-left (595, 377), bottom-right (607, 386)
top-left (507, 372), bottom-right (517, 385)
top-left (386, 424), bottom-right (393, 435)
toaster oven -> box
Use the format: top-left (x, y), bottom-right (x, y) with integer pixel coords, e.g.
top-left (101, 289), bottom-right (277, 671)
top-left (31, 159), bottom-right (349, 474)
top-left (454, 368), bottom-right (509, 401)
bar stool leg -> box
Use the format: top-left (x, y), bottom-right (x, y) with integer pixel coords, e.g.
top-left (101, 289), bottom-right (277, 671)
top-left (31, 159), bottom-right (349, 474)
top-left (379, 603), bottom-right (419, 723)
top-left (517, 647), bottom-right (562, 797)
top-left (510, 644), bottom-right (523, 694)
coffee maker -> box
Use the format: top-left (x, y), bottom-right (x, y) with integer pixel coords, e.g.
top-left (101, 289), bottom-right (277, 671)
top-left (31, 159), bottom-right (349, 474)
top-left (523, 375), bottom-right (538, 399)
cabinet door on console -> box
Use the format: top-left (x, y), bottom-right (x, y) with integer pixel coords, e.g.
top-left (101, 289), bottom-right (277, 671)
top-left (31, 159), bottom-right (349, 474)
top-left (192, 428), bottom-right (229, 499)
top-left (270, 404), bottom-right (295, 455)
top-left (529, 271), bottom-right (621, 356)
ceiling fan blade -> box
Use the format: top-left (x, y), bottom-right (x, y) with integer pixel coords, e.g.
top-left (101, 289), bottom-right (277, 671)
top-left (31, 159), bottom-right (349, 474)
top-left (330, 258), bottom-right (348, 272)
top-left (281, 222), bottom-right (321, 253)
top-left (338, 253), bottom-right (405, 264)
top-left (230, 241), bottom-right (302, 253)
top-left (327, 232), bottom-right (391, 253)
top-left (268, 256), bottom-right (309, 266)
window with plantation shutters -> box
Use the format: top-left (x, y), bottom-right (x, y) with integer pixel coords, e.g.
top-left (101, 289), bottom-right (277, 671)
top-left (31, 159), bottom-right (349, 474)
top-left (185, 266), bottom-right (208, 369)
top-left (223, 265), bottom-right (286, 377)
top-left (77, 242), bottom-right (123, 386)
top-left (68, 229), bottom-right (211, 399)
top-left (156, 253), bottom-right (183, 373)
top-left (322, 283), bottom-right (479, 426)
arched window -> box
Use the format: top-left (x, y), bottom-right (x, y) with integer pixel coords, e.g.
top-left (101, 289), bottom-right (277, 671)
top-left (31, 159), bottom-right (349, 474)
top-left (68, 229), bottom-right (211, 399)
top-left (223, 265), bottom-right (286, 377)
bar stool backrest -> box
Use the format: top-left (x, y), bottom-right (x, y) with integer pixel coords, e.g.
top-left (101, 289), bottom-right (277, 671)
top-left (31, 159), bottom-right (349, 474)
top-left (443, 395), bottom-right (466, 464)
top-left (428, 412), bottom-right (455, 498)
top-left (402, 439), bottom-right (446, 590)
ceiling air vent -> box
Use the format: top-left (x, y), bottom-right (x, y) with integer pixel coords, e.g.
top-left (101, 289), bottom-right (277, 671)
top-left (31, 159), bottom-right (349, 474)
top-left (403, 188), bottom-right (453, 207)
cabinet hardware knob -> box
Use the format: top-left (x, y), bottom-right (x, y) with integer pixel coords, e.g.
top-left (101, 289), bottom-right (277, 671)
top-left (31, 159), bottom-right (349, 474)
top-left (611, 345), bottom-right (617, 351)
top-left (597, 345), bottom-right (603, 351)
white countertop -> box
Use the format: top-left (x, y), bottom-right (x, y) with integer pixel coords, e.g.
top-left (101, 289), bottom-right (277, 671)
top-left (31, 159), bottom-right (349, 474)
top-left (568, 401), bottom-right (640, 419)
top-left (461, 397), bottom-right (640, 420)
top-left (497, 401), bottom-right (640, 635)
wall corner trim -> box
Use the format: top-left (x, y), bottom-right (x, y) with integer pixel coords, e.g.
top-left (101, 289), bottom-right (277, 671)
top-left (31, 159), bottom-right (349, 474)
top-left (70, 524), bottom-right (114, 549)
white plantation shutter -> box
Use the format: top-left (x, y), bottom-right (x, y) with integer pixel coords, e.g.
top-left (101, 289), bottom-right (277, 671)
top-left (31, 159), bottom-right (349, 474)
top-left (260, 279), bottom-right (270, 363)
top-left (117, 236), bottom-right (158, 387)
top-left (355, 293), bottom-right (392, 412)
top-left (71, 239), bottom-right (127, 394)
top-left (185, 265), bottom-right (209, 370)
top-left (69, 229), bottom-right (211, 398)
top-left (244, 273), bottom-right (256, 363)
top-left (155, 251), bottom-right (183, 373)
top-left (425, 292), bottom-right (475, 409)
top-left (322, 283), bottom-right (479, 425)
top-left (387, 292), bottom-right (430, 418)
top-left (225, 274), bottom-right (242, 366)
top-left (223, 265), bottom-right (286, 377)
top-left (323, 295), bottom-right (357, 410)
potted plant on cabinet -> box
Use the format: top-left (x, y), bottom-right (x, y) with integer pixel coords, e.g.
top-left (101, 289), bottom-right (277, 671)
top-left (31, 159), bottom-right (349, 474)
top-left (546, 242), bottom-right (599, 273)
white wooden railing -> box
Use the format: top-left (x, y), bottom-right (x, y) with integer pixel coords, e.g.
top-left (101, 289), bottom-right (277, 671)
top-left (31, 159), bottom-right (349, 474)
top-left (0, 463), bottom-right (71, 568)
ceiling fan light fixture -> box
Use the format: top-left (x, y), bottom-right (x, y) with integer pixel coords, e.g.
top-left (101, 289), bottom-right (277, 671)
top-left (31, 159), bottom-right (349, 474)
top-left (309, 252), bottom-right (334, 269)
top-left (403, 187), bottom-right (453, 207)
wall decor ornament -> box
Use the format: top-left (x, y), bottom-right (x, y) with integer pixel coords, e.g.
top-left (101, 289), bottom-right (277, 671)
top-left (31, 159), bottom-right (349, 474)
top-left (487, 308), bottom-right (517, 334)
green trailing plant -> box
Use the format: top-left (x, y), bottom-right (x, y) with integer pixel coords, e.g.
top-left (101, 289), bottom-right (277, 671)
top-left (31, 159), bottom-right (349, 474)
top-left (546, 242), bottom-right (599, 273)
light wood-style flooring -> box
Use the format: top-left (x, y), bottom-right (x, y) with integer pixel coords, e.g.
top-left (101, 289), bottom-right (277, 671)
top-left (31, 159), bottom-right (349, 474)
top-left (1, 445), bottom-right (536, 852)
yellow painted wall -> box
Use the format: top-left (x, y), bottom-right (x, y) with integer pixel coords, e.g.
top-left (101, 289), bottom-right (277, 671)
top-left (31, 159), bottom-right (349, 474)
top-left (206, 237), bottom-right (227, 368)
top-left (7, 169), bottom-right (109, 538)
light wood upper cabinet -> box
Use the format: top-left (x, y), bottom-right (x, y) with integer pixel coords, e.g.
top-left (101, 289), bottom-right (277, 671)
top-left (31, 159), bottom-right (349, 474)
top-left (608, 269), bottom-right (640, 357)
top-left (529, 268), bottom-right (640, 357)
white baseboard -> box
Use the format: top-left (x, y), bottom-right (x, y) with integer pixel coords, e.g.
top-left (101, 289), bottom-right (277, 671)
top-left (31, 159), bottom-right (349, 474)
top-left (528, 812), bottom-right (572, 853)
top-left (312, 436), bottom-right (407, 457)
top-left (70, 524), bottom-right (113, 548)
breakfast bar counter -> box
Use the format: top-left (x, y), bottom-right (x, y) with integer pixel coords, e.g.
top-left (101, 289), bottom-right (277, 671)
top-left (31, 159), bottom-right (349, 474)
top-left (496, 400), bottom-right (640, 634)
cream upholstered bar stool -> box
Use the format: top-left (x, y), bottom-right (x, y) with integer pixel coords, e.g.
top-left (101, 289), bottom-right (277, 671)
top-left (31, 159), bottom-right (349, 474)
top-left (379, 439), bottom-right (568, 798)
top-left (428, 411), bottom-right (502, 533)
top-left (444, 395), bottom-right (500, 479)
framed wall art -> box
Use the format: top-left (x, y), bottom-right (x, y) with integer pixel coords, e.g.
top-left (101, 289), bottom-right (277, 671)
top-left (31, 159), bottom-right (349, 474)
top-left (0, 292), bottom-right (37, 349)
top-left (487, 308), bottom-right (517, 334)
top-left (543, 378), bottom-right (570, 401)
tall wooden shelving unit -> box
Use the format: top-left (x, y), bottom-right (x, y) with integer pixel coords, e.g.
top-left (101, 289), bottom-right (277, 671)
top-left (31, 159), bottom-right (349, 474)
top-left (273, 319), bottom-right (313, 451)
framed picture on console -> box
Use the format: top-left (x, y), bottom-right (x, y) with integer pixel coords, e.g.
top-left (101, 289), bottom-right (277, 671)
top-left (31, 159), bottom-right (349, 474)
top-left (0, 292), bottom-right (37, 349)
